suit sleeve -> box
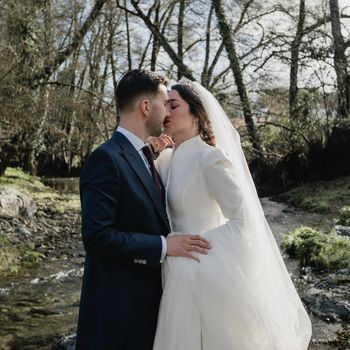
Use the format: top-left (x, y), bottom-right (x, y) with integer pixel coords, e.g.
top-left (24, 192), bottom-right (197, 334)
top-left (80, 148), bottom-right (162, 267)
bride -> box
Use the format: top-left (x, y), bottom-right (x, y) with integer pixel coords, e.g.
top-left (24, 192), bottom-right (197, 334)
top-left (151, 79), bottom-right (312, 350)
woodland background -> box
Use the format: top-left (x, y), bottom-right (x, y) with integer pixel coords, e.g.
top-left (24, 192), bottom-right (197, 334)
top-left (0, 0), bottom-right (349, 193)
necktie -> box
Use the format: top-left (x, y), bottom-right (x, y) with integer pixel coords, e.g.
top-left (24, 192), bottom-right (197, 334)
top-left (142, 145), bottom-right (164, 199)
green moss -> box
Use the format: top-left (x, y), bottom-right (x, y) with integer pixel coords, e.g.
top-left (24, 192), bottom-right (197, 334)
top-left (276, 176), bottom-right (350, 213)
top-left (0, 234), bottom-right (21, 276)
top-left (282, 226), bottom-right (350, 272)
top-left (54, 194), bottom-right (80, 213)
top-left (21, 250), bottom-right (45, 268)
top-left (336, 206), bottom-right (350, 226)
top-left (0, 167), bottom-right (80, 213)
top-left (0, 167), bottom-right (47, 193)
top-left (0, 234), bottom-right (10, 246)
top-left (0, 234), bottom-right (44, 277)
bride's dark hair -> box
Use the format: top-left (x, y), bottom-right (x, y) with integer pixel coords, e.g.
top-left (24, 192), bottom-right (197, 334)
top-left (171, 84), bottom-right (216, 147)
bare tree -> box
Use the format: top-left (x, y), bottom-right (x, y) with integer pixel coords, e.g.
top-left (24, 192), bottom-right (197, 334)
top-left (31, 0), bottom-right (108, 85)
top-left (329, 0), bottom-right (350, 119)
top-left (289, 0), bottom-right (306, 119)
top-left (124, 0), bottom-right (133, 70)
top-left (148, 1), bottom-right (159, 70)
top-left (213, 0), bottom-right (264, 156)
top-left (116, 0), bottom-right (195, 80)
top-left (177, 0), bottom-right (185, 80)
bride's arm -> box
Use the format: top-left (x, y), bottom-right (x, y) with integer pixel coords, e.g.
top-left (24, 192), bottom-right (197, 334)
top-left (203, 147), bottom-right (246, 224)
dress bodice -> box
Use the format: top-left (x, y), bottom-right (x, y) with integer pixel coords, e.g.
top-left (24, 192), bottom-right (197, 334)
top-left (156, 135), bottom-right (239, 235)
top-left (167, 136), bottom-right (222, 234)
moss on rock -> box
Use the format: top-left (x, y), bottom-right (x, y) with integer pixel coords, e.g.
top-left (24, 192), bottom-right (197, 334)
top-left (282, 226), bottom-right (350, 272)
top-left (0, 233), bottom-right (44, 277)
top-left (336, 206), bottom-right (350, 226)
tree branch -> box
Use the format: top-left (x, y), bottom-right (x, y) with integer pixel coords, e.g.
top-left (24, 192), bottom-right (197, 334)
top-left (124, 0), bottom-right (195, 80)
top-left (31, 0), bottom-right (108, 85)
top-left (40, 81), bottom-right (113, 106)
top-left (259, 121), bottom-right (311, 145)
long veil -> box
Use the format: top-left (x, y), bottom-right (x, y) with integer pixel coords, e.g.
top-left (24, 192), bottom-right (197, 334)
top-left (191, 80), bottom-right (312, 349)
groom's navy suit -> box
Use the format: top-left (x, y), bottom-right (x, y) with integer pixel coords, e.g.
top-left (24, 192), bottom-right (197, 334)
top-left (76, 131), bottom-right (170, 350)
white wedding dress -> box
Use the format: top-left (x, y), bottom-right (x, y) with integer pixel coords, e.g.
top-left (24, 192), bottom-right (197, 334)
top-left (153, 135), bottom-right (312, 350)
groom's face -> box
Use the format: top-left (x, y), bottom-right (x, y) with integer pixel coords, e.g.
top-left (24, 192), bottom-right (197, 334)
top-left (146, 84), bottom-right (169, 136)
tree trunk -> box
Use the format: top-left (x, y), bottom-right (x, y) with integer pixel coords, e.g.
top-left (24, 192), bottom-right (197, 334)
top-left (289, 0), bottom-right (305, 120)
top-left (24, 85), bottom-right (50, 175)
top-left (201, 3), bottom-right (214, 88)
top-left (124, 0), bottom-right (132, 70)
top-left (151, 1), bottom-right (161, 70)
top-left (106, 4), bottom-right (120, 124)
top-left (329, 0), bottom-right (350, 119)
top-left (213, 0), bottom-right (264, 156)
top-left (177, 0), bottom-right (185, 80)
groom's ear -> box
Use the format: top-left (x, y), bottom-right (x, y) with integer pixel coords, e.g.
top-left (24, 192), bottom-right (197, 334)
top-left (139, 98), bottom-right (151, 117)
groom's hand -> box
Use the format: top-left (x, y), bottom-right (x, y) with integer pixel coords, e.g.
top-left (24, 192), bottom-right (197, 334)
top-left (166, 234), bottom-right (211, 262)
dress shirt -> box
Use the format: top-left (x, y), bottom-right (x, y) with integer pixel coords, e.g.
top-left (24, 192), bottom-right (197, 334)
top-left (117, 127), bottom-right (167, 263)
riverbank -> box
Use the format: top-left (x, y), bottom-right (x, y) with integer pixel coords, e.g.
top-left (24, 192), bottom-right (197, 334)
top-left (0, 168), bottom-right (82, 349)
top-left (0, 169), bottom-right (349, 349)
top-left (273, 176), bottom-right (350, 349)
top-left (0, 168), bottom-right (80, 278)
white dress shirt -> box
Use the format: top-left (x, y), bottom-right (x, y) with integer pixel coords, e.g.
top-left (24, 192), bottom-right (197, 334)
top-left (117, 127), bottom-right (167, 263)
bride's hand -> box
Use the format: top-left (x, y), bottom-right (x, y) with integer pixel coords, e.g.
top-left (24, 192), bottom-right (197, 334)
top-left (146, 134), bottom-right (174, 154)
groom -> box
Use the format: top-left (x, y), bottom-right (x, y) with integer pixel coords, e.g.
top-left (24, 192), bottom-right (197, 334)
top-left (76, 69), bottom-right (210, 350)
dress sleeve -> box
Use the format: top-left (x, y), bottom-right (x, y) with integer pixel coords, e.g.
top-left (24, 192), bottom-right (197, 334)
top-left (203, 147), bottom-right (245, 224)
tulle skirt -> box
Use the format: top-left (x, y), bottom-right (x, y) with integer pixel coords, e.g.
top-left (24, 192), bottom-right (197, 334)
top-left (153, 223), bottom-right (312, 350)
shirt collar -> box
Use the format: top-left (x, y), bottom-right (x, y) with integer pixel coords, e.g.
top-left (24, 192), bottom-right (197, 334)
top-left (117, 127), bottom-right (145, 152)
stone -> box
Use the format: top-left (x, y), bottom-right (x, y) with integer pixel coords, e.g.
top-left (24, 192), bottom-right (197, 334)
top-left (334, 225), bottom-right (350, 238)
top-left (17, 227), bottom-right (32, 238)
top-left (0, 188), bottom-right (37, 218)
top-left (303, 289), bottom-right (350, 323)
top-left (53, 334), bottom-right (76, 350)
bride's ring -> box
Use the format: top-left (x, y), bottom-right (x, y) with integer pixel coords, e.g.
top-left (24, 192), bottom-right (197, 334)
top-left (191, 245), bottom-right (194, 251)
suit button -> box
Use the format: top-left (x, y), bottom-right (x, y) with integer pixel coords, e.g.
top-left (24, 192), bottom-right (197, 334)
top-left (142, 260), bottom-right (146, 264)
top-left (133, 259), bottom-right (139, 264)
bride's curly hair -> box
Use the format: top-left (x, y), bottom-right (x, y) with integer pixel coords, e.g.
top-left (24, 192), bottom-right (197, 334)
top-left (171, 84), bottom-right (216, 147)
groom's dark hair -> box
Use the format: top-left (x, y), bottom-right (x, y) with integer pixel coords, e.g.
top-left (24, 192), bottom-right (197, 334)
top-left (116, 69), bottom-right (168, 113)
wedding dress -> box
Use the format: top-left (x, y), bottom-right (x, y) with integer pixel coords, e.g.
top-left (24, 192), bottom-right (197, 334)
top-left (153, 81), bottom-right (312, 350)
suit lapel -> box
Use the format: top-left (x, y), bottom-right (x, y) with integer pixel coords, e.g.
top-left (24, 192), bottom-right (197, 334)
top-left (112, 131), bottom-right (169, 229)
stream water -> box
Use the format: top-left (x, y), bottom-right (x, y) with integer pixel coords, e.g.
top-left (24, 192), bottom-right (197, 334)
top-left (0, 179), bottom-right (343, 349)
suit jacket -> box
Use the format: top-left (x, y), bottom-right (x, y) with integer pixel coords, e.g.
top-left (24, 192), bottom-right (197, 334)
top-left (76, 131), bottom-right (170, 350)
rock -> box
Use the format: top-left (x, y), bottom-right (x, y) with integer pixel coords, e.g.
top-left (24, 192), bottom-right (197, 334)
top-left (16, 226), bottom-right (32, 238)
top-left (334, 225), bottom-right (350, 238)
top-left (0, 188), bottom-right (37, 218)
top-left (53, 334), bottom-right (76, 350)
top-left (303, 289), bottom-right (350, 323)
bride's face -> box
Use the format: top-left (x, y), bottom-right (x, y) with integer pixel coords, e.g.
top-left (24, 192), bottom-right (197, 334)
top-left (164, 90), bottom-right (197, 139)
